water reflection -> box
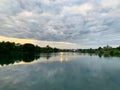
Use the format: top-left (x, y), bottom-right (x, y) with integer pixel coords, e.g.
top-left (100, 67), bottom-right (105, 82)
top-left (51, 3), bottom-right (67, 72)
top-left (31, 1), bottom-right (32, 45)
top-left (39, 52), bottom-right (75, 63)
top-left (0, 53), bottom-right (120, 90)
top-left (84, 53), bottom-right (120, 58)
top-left (0, 52), bottom-right (77, 66)
top-left (0, 54), bottom-right (40, 66)
top-left (0, 52), bottom-right (120, 66)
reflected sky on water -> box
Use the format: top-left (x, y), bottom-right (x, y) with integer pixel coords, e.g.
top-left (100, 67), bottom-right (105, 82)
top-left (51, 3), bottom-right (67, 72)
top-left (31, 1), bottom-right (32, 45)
top-left (0, 52), bottom-right (120, 90)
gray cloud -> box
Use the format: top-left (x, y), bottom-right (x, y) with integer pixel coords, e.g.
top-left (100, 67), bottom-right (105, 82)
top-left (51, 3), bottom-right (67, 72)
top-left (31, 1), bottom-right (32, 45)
top-left (0, 0), bottom-right (120, 48)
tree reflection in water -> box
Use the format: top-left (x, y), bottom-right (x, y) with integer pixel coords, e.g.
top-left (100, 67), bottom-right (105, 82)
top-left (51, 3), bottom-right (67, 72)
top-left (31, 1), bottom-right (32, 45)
top-left (0, 54), bottom-right (40, 66)
top-left (0, 53), bottom-right (55, 66)
top-left (0, 52), bottom-right (119, 66)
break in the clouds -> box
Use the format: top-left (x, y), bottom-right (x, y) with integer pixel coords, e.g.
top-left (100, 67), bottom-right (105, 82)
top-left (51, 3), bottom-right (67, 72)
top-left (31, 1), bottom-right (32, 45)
top-left (0, 0), bottom-right (120, 48)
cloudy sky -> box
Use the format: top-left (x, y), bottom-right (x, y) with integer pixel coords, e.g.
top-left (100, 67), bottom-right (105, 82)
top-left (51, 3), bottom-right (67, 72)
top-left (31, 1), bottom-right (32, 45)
top-left (0, 0), bottom-right (120, 48)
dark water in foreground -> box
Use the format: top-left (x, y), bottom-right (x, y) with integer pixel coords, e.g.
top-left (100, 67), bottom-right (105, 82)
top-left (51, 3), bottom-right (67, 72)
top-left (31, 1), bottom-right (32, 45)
top-left (0, 52), bottom-right (120, 90)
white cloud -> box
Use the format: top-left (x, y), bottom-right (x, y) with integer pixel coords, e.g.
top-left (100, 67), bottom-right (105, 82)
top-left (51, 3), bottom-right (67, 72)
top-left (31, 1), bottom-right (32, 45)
top-left (0, 0), bottom-right (120, 48)
top-left (100, 0), bottom-right (120, 9)
top-left (63, 3), bottom-right (94, 15)
top-left (18, 11), bottom-right (33, 17)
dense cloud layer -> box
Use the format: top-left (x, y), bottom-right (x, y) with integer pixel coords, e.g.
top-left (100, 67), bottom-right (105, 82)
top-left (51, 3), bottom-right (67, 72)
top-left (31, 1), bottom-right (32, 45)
top-left (0, 0), bottom-right (120, 47)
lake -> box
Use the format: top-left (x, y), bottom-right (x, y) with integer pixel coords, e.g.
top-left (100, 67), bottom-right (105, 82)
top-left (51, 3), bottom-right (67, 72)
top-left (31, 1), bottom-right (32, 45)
top-left (0, 52), bottom-right (120, 90)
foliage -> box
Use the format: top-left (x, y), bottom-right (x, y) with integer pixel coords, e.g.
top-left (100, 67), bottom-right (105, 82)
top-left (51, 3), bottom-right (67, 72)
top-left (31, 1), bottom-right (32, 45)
top-left (0, 41), bottom-right (60, 55)
top-left (78, 45), bottom-right (120, 57)
top-left (0, 41), bottom-right (60, 65)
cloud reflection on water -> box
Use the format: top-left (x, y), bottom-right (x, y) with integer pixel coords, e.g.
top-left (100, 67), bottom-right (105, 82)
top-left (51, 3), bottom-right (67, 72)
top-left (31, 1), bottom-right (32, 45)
top-left (0, 53), bottom-right (120, 90)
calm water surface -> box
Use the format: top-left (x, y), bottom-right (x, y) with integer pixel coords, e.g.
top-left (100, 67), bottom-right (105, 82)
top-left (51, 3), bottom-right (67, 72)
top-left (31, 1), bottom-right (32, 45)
top-left (0, 52), bottom-right (120, 90)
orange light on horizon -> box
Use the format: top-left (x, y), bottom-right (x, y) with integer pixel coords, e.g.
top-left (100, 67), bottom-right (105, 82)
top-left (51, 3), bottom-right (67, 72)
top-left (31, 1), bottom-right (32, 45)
top-left (0, 36), bottom-right (34, 44)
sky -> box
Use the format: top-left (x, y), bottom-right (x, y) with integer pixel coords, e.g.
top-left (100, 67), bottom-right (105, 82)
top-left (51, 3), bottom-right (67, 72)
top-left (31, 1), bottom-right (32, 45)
top-left (0, 0), bottom-right (120, 48)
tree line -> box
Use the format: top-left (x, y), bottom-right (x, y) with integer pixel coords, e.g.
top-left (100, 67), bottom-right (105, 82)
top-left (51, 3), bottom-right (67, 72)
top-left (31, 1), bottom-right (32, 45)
top-left (0, 41), bottom-right (60, 57)
top-left (0, 41), bottom-right (61, 65)
top-left (78, 45), bottom-right (120, 57)
top-left (0, 41), bottom-right (120, 65)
